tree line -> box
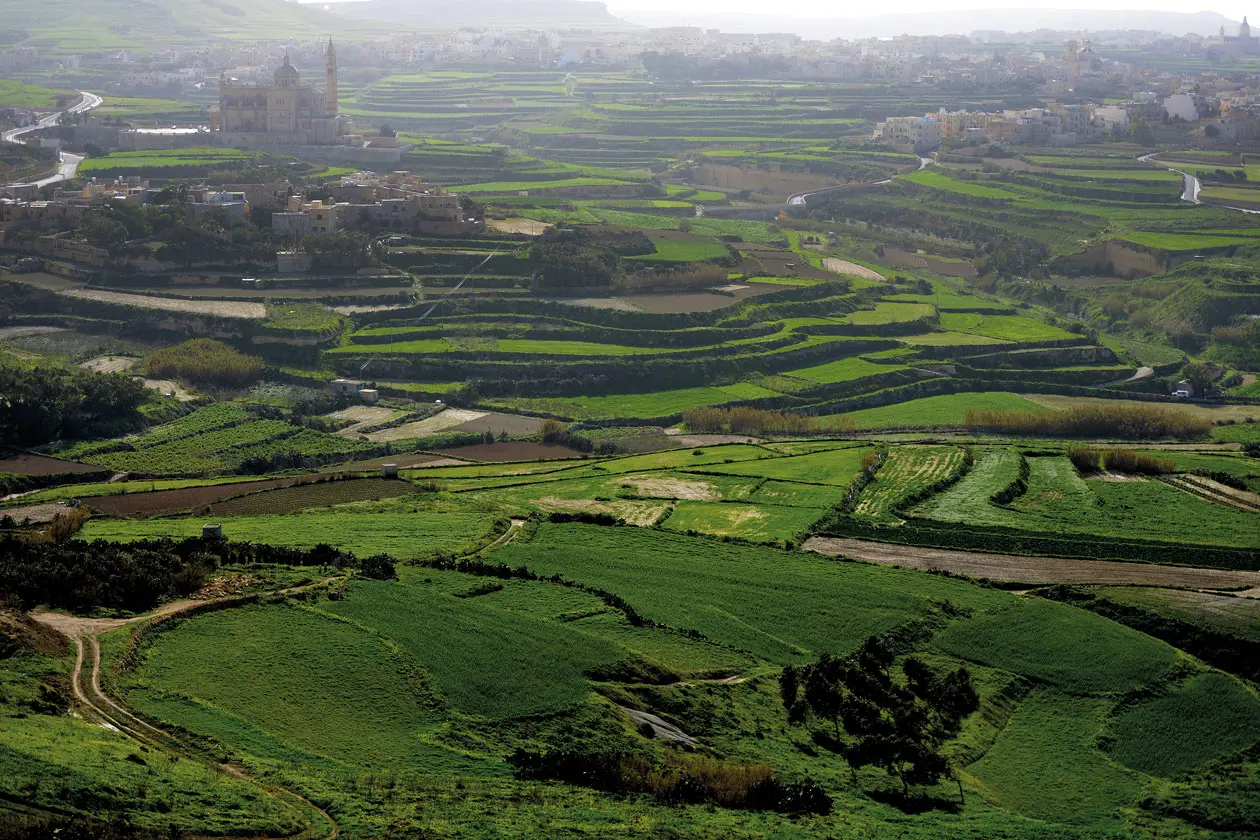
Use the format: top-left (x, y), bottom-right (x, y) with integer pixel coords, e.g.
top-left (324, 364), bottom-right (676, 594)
top-left (0, 364), bottom-right (148, 447)
top-left (0, 536), bottom-right (395, 614)
top-left (964, 403), bottom-right (1211, 440)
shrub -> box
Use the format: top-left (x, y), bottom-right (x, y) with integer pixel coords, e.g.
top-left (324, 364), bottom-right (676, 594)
top-left (964, 404), bottom-right (1211, 440)
top-left (145, 339), bottom-right (263, 387)
top-left (1067, 445), bottom-right (1100, 474)
top-left (358, 554), bottom-right (397, 581)
top-left (1101, 449), bottom-right (1174, 475)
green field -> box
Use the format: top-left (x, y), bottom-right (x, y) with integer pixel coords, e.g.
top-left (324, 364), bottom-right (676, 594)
top-left (662, 500), bottom-right (825, 542)
top-left (921, 454), bottom-right (1260, 549)
top-left (5, 64), bottom-right (1260, 840)
top-left (486, 382), bottom-right (781, 420)
top-left (78, 148), bottom-right (262, 175)
top-left (1106, 673), bottom-right (1260, 777)
top-left (0, 79), bottom-right (70, 109)
top-left (899, 169), bottom-right (1024, 199)
top-left (938, 313), bottom-right (1078, 342)
top-left (628, 234), bottom-right (731, 263)
top-left (967, 689), bottom-right (1143, 826)
top-left (80, 509), bottom-right (499, 558)
top-left (935, 596), bottom-right (1178, 694)
top-left (823, 393), bottom-right (1049, 429)
top-left (493, 523), bottom-right (1008, 663)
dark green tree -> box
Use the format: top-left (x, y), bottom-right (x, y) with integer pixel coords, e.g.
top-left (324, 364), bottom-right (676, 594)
top-left (782, 636), bottom-right (979, 800)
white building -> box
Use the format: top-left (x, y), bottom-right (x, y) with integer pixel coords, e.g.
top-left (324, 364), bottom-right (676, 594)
top-left (1163, 94), bottom-right (1199, 123)
top-left (874, 116), bottom-right (941, 152)
top-left (1092, 105), bottom-right (1130, 133)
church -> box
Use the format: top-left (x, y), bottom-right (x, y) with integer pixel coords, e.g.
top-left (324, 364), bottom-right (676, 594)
top-left (1215, 17), bottom-right (1260, 57)
top-left (210, 41), bottom-right (348, 147)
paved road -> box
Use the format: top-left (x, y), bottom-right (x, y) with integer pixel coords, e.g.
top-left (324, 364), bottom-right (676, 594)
top-left (2, 91), bottom-right (102, 188)
top-left (785, 153), bottom-right (933, 207)
top-left (1138, 152), bottom-right (1200, 204)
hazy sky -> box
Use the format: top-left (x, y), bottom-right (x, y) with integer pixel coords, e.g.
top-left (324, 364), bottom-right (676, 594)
top-left (606, 0), bottom-right (1243, 19)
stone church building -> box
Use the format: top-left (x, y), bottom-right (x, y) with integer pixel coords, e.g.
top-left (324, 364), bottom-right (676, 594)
top-left (211, 40), bottom-right (347, 147)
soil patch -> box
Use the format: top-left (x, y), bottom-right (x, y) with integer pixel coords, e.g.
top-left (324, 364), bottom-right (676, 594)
top-left (803, 537), bottom-right (1260, 590)
top-left (327, 406), bottom-right (408, 437)
top-left (332, 303), bottom-right (411, 315)
top-left (449, 413), bottom-right (545, 437)
top-left (663, 432), bottom-right (763, 446)
top-left (339, 454), bottom-right (467, 471)
top-left (85, 476), bottom-right (317, 517)
top-left (1092, 472), bottom-right (1147, 482)
top-left (0, 326), bottom-right (68, 340)
top-left (78, 356), bottom-right (138, 374)
top-left (62, 289), bottom-right (267, 319)
top-left (438, 442), bottom-right (587, 462)
top-left (618, 283), bottom-right (780, 314)
top-left (536, 496), bottom-right (667, 526)
top-left (547, 297), bottom-right (643, 312)
top-left (366, 408), bottom-right (487, 441)
top-left (487, 217), bottom-right (550, 235)
top-left (822, 258), bottom-right (884, 282)
top-left (622, 474), bottom-right (718, 500)
top-left (0, 501), bottom-right (78, 524)
top-left (0, 452), bottom-right (102, 476)
top-left (140, 379), bottom-right (197, 401)
top-left (206, 478), bottom-right (415, 516)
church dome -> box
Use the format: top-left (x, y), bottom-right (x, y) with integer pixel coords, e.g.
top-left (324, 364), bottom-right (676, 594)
top-left (274, 54), bottom-right (300, 86)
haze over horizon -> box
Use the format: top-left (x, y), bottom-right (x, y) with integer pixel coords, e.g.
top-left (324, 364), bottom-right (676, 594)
top-left (603, 0), bottom-right (1246, 20)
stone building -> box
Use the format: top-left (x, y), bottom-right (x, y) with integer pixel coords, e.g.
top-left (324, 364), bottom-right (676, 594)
top-left (210, 42), bottom-right (346, 147)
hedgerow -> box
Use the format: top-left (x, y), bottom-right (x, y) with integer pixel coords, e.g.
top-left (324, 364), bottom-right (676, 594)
top-left (965, 404), bottom-right (1211, 440)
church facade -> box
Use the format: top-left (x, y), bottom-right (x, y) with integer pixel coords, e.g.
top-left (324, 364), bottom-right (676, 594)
top-left (211, 41), bottom-right (347, 147)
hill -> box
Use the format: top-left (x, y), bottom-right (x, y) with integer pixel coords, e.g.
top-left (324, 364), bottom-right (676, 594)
top-left (611, 8), bottom-right (1235, 39)
top-left (322, 0), bottom-right (631, 30)
top-left (1, 0), bottom-right (381, 54)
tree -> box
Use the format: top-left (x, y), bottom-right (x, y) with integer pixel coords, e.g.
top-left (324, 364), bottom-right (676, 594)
top-left (1180, 361), bottom-right (1214, 397)
top-left (1205, 123), bottom-right (1221, 139)
top-left (378, 124), bottom-right (396, 138)
top-left (1131, 117), bottom-right (1156, 146)
top-left (539, 418), bottom-right (567, 443)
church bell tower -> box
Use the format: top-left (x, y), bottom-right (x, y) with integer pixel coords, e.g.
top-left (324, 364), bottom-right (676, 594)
top-left (325, 38), bottom-right (338, 117)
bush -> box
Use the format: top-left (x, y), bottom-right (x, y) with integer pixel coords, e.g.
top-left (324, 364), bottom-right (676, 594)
top-left (965, 404), bottom-right (1211, 440)
top-left (145, 339), bottom-right (263, 388)
top-left (358, 554), bottom-right (397, 581)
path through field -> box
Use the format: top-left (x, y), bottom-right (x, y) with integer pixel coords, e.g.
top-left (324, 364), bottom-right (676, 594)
top-left (803, 537), bottom-right (1260, 592)
top-left (32, 577), bottom-right (344, 839)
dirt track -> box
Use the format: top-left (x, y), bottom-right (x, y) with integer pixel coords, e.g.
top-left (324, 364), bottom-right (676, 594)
top-left (34, 578), bottom-right (343, 838)
top-left (803, 537), bottom-right (1260, 592)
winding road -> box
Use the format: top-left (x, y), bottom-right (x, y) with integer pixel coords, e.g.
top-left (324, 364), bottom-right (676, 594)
top-left (785, 153), bottom-right (934, 208)
top-left (2, 91), bottom-right (103, 189)
top-left (1140, 149), bottom-right (1260, 215)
